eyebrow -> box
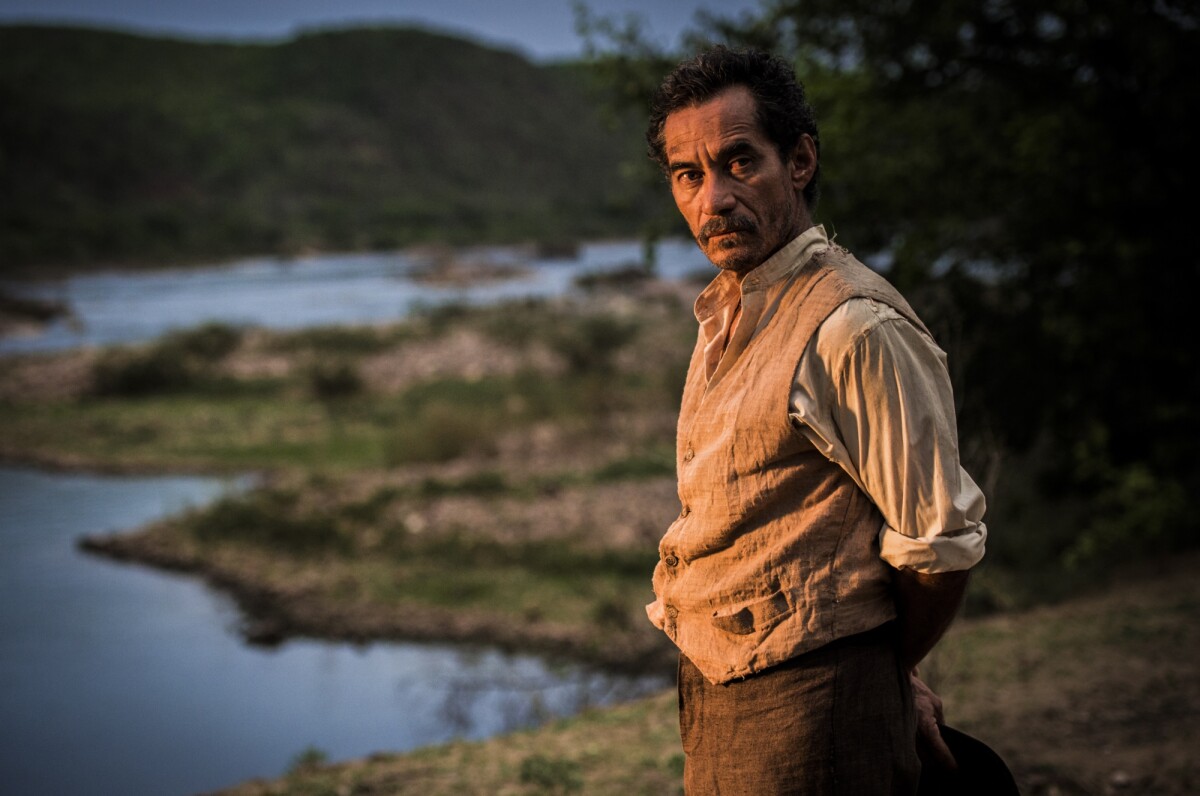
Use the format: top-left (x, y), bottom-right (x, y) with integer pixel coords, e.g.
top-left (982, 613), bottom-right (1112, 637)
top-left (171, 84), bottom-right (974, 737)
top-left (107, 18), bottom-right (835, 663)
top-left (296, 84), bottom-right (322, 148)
top-left (668, 138), bottom-right (761, 174)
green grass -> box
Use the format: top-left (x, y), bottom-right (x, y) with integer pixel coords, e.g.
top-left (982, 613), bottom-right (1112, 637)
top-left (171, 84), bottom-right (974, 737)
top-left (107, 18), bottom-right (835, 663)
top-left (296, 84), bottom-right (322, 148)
top-left (592, 447), bottom-right (675, 482)
top-left (267, 325), bottom-right (409, 354)
top-left (420, 549), bottom-right (646, 626)
top-left (2, 297), bottom-right (689, 474)
top-left (142, 458), bottom-right (665, 632)
top-left (91, 322), bottom-right (247, 396)
top-left (189, 488), bottom-right (349, 555)
top-left (0, 371), bottom-right (666, 472)
top-left (171, 476), bottom-right (660, 626)
top-left (0, 396), bottom-right (385, 471)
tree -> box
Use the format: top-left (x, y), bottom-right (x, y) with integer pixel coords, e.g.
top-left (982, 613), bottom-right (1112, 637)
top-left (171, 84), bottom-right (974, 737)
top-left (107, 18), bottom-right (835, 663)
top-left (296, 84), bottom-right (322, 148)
top-left (580, 0), bottom-right (1200, 567)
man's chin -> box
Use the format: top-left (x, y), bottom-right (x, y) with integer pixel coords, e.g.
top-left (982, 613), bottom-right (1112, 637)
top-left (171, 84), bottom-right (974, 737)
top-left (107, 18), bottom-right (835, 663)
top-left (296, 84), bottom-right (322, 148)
top-left (704, 241), bottom-right (762, 274)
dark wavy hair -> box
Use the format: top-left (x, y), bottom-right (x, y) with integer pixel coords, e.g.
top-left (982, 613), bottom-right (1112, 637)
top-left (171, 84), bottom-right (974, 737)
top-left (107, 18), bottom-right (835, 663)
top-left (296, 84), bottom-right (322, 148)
top-left (646, 45), bottom-right (821, 208)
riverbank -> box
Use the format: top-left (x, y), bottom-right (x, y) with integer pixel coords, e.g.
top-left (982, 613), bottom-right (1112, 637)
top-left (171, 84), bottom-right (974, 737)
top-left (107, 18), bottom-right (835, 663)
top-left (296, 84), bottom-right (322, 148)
top-left (76, 471), bottom-right (680, 675)
top-left (4, 278), bottom-right (1198, 795)
top-left (206, 551), bottom-right (1200, 796)
top-left (1, 280), bottom-right (696, 675)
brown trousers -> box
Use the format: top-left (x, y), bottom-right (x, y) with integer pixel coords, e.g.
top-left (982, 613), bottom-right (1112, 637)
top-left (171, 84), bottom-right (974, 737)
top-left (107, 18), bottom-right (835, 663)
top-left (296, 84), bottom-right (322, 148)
top-left (678, 624), bottom-right (920, 795)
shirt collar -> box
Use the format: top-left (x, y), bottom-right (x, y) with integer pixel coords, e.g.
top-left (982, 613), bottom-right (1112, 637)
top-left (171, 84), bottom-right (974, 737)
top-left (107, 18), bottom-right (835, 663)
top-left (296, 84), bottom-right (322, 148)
top-left (693, 224), bottom-right (829, 323)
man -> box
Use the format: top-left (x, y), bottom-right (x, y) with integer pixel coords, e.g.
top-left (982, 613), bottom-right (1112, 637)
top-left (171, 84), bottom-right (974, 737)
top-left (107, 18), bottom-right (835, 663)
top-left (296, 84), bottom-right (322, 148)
top-left (644, 46), bottom-right (988, 794)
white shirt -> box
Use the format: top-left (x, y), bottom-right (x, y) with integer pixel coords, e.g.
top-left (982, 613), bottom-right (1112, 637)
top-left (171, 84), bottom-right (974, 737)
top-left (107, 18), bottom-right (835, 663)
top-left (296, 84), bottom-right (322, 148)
top-left (698, 225), bottom-right (987, 573)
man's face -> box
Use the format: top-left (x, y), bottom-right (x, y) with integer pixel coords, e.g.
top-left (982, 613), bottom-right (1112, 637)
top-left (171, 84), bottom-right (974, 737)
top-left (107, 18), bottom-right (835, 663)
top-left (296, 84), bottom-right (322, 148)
top-left (662, 86), bottom-right (814, 276)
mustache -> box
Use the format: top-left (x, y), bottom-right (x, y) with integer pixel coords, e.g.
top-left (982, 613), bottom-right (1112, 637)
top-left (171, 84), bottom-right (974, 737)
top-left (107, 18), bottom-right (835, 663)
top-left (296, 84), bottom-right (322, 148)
top-left (698, 215), bottom-right (757, 245)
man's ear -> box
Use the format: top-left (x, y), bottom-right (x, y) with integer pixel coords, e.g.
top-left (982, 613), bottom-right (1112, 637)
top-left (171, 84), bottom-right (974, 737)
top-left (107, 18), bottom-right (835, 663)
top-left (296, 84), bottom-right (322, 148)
top-left (790, 134), bottom-right (818, 193)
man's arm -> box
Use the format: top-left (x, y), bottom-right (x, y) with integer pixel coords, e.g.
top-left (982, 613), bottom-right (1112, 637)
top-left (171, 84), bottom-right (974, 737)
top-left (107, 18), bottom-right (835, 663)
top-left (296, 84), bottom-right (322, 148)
top-left (792, 301), bottom-right (987, 768)
top-left (892, 566), bottom-right (970, 671)
top-left (894, 565), bottom-right (971, 770)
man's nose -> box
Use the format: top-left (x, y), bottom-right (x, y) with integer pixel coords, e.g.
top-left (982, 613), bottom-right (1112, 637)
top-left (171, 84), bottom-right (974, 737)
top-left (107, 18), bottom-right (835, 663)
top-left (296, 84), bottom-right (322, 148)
top-left (700, 173), bottom-right (737, 215)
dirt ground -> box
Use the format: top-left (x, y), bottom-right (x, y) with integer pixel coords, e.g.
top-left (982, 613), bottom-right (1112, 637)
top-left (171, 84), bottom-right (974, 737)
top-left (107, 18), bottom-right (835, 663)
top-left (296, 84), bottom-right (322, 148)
top-left (924, 553), bottom-right (1200, 796)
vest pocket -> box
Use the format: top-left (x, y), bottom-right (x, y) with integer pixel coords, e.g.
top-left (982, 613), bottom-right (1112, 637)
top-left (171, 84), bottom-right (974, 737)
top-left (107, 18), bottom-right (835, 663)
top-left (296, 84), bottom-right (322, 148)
top-left (709, 590), bottom-right (792, 635)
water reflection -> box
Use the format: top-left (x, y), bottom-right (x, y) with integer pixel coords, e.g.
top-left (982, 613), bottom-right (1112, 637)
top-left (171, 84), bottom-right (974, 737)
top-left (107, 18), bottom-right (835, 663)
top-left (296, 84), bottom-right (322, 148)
top-left (435, 655), bottom-right (656, 738)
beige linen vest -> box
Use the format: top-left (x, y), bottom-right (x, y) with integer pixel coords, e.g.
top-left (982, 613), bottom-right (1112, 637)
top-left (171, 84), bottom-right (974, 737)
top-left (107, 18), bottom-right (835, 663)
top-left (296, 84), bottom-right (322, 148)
top-left (648, 243), bottom-right (933, 684)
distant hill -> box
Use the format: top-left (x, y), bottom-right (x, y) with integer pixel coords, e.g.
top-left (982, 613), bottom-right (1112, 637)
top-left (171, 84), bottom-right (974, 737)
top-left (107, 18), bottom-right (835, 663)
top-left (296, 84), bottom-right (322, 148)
top-left (0, 25), bottom-right (672, 271)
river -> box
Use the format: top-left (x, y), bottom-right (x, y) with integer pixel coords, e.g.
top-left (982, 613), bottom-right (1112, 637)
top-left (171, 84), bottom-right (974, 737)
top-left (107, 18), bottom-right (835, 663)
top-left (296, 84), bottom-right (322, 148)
top-left (0, 238), bottom-right (711, 354)
top-left (0, 466), bottom-right (669, 796)
top-left (0, 241), bottom-right (699, 794)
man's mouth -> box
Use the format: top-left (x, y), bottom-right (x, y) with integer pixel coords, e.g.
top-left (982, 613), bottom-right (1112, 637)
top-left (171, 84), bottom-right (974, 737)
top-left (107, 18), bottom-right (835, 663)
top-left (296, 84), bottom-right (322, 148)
top-left (699, 217), bottom-right (756, 247)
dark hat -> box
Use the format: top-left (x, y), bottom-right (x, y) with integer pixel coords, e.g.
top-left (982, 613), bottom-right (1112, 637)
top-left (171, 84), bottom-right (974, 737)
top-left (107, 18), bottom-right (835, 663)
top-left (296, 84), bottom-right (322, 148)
top-left (917, 725), bottom-right (1020, 795)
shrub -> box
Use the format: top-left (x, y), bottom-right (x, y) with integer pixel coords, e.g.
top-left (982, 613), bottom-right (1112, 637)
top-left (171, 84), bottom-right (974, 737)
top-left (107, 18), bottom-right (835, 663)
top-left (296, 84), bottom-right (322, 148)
top-left (342, 485), bottom-right (402, 522)
top-left (92, 346), bottom-right (196, 396)
top-left (161, 322), bottom-right (243, 361)
top-left (593, 451), bottom-right (674, 482)
top-left (591, 598), bottom-right (633, 630)
top-left (286, 746), bottom-right (328, 774)
top-left (416, 470), bottom-right (510, 497)
top-left (384, 401), bottom-right (498, 465)
top-left (306, 359), bottom-right (363, 400)
top-left (519, 754), bottom-right (582, 793)
top-left (573, 263), bottom-right (652, 290)
top-left (478, 298), bottom-right (554, 347)
top-left (548, 314), bottom-right (640, 374)
top-left (1064, 464), bottom-right (1189, 569)
top-left (188, 489), bottom-right (346, 555)
top-left (91, 322), bottom-right (244, 396)
top-left (270, 326), bottom-right (396, 354)
top-left (414, 300), bottom-right (473, 336)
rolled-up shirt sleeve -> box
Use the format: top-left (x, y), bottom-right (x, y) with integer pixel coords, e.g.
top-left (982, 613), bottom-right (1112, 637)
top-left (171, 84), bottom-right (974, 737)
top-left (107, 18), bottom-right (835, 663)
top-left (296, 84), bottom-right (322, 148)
top-left (790, 298), bottom-right (987, 574)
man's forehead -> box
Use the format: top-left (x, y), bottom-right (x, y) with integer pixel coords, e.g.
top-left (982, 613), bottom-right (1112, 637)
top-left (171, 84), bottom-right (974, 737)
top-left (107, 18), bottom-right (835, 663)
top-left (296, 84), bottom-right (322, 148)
top-left (663, 88), bottom-right (768, 159)
top-left (665, 86), bottom-right (758, 126)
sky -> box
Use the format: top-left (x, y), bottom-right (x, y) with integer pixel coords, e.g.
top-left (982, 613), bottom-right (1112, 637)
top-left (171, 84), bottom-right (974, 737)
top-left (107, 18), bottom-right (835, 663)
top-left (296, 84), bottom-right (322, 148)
top-left (0, 0), bottom-right (766, 61)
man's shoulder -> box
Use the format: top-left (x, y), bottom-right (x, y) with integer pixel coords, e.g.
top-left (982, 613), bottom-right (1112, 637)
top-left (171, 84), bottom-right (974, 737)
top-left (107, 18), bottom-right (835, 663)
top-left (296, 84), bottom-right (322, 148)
top-left (811, 297), bottom-right (898, 360)
top-left (805, 245), bottom-right (931, 339)
top-left (810, 244), bottom-right (902, 296)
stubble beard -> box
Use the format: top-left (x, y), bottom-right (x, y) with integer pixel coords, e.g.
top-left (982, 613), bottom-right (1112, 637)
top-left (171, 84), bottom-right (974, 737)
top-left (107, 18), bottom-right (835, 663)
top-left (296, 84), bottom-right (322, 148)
top-left (697, 215), bottom-right (762, 274)
top-left (705, 238), bottom-right (761, 274)
top-left (697, 207), bottom-right (799, 275)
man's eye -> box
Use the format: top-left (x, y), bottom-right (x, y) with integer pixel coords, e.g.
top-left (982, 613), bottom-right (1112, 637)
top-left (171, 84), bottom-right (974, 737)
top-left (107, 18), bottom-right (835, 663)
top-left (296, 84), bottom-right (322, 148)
top-left (677, 171), bottom-right (702, 185)
top-left (730, 157), bottom-right (754, 174)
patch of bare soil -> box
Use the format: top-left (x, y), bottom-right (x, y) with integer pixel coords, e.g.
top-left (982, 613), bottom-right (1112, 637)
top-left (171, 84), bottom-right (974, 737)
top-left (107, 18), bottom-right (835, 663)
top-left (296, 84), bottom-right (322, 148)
top-left (385, 475), bottom-right (679, 549)
top-left (360, 327), bottom-right (560, 392)
top-left (0, 349), bottom-right (98, 401)
top-left (926, 553), bottom-right (1200, 795)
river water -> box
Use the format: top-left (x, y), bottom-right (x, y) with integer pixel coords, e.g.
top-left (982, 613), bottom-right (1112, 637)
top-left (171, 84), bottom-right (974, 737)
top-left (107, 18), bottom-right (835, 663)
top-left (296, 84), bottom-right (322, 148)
top-left (0, 241), bottom-right (701, 795)
top-left (0, 238), bottom-right (711, 354)
top-left (0, 466), bottom-right (669, 796)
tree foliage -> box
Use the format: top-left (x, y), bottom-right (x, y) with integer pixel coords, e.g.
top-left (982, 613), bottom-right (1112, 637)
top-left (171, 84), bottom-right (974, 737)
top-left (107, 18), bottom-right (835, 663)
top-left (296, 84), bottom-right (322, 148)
top-left (581, 0), bottom-right (1200, 567)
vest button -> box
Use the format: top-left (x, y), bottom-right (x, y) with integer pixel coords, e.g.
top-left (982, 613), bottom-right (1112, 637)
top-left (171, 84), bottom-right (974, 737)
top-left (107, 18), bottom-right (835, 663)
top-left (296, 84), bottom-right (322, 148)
top-left (665, 553), bottom-right (679, 567)
top-left (683, 447), bottom-right (695, 462)
top-left (680, 505), bottom-right (691, 517)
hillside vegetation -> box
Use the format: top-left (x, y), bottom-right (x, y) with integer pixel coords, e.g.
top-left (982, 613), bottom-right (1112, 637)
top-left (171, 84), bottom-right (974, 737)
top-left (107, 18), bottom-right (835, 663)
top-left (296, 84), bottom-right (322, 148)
top-left (0, 25), bottom-right (670, 270)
